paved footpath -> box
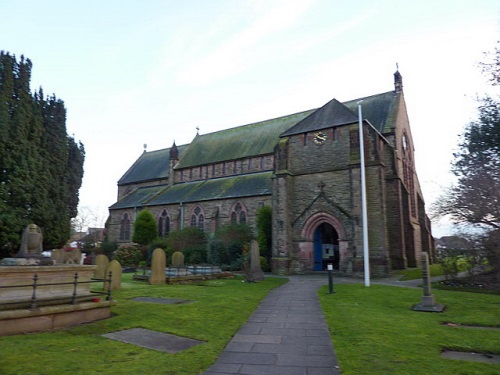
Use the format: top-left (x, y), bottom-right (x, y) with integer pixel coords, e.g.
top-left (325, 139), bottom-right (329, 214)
top-left (203, 276), bottom-right (341, 375)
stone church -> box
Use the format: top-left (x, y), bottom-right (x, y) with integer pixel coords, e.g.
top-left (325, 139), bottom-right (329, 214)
top-left (107, 71), bottom-right (433, 275)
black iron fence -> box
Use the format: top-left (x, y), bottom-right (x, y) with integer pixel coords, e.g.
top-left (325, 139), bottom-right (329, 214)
top-left (0, 271), bottom-right (112, 310)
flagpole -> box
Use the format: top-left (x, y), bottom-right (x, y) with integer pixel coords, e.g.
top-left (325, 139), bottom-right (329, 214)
top-left (358, 101), bottom-right (370, 287)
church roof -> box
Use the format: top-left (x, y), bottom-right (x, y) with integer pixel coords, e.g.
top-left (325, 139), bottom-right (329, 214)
top-left (110, 172), bottom-right (273, 209)
top-left (175, 110), bottom-right (314, 169)
top-left (343, 91), bottom-right (398, 133)
top-left (280, 98), bottom-right (359, 137)
top-left (116, 90), bottom-right (400, 187)
top-left (118, 144), bottom-right (188, 185)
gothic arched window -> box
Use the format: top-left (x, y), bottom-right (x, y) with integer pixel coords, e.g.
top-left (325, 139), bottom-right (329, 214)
top-left (190, 205), bottom-right (205, 231)
top-left (158, 209), bottom-right (170, 237)
top-left (120, 213), bottom-right (131, 241)
top-left (230, 202), bottom-right (247, 224)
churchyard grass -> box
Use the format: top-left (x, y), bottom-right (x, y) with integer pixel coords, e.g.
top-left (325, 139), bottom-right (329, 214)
top-left (395, 264), bottom-right (444, 280)
top-left (0, 274), bottom-right (286, 375)
top-left (319, 284), bottom-right (500, 375)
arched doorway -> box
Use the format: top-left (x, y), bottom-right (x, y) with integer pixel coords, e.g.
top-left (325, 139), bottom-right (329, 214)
top-left (313, 223), bottom-right (339, 271)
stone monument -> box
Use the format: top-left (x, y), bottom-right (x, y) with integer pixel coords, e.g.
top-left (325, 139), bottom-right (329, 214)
top-left (245, 240), bottom-right (265, 282)
top-left (150, 248), bottom-right (166, 285)
top-left (413, 252), bottom-right (445, 312)
top-left (0, 223), bottom-right (53, 265)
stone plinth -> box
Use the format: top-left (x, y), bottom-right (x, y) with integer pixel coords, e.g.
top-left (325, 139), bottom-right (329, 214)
top-left (0, 300), bottom-right (114, 336)
top-left (0, 265), bottom-right (97, 304)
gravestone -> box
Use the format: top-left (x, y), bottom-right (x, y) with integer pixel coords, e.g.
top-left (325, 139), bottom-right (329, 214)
top-left (413, 252), bottom-right (445, 312)
top-left (51, 249), bottom-right (65, 264)
top-left (171, 251), bottom-right (184, 268)
top-left (94, 254), bottom-right (109, 279)
top-left (150, 248), bottom-right (166, 285)
top-left (247, 240), bottom-right (265, 282)
top-left (105, 260), bottom-right (122, 291)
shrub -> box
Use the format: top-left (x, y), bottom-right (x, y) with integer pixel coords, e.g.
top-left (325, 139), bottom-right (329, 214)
top-left (256, 205), bottom-right (272, 261)
top-left (132, 209), bottom-right (158, 245)
top-left (112, 243), bottom-right (144, 267)
top-left (166, 227), bottom-right (207, 265)
top-left (211, 223), bottom-right (254, 269)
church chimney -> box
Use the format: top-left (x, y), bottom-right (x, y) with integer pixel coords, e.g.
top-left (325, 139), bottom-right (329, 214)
top-left (394, 70), bottom-right (403, 93)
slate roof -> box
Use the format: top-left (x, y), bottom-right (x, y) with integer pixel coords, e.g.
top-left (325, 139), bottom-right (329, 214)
top-left (175, 110), bottom-right (314, 169)
top-left (110, 172), bottom-right (273, 209)
top-left (118, 145), bottom-right (188, 185)
top-left (280, 98), bottom-right (359, 137)
top-left (343, 91), bottom-right (398, 133)
top-left (115, 90), bottom-right (399, 189)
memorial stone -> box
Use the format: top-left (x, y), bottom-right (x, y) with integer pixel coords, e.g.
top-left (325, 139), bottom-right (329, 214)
top-left (247, 240), bottom-right (265, 282)
top-left (95, 254), bottom-right (109, 279)
top-left (150, 248), bottom-right (166, 285)
top-left (413, 252), bottom-right (445, 312)
top-left (105, 260), bottom-right (122, 291)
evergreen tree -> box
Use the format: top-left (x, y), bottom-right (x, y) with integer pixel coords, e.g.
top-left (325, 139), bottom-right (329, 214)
top-left (0, 52), bottom-right (85, 256)
top-left (132, 209), bottom-right (158, 245)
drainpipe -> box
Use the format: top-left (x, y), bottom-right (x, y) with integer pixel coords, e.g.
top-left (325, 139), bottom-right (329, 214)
top-left (180, 202), bottom-right (184, 229)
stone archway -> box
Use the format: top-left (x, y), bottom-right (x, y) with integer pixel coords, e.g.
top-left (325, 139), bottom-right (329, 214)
top-left (300, 212), bottom-right (346, 271)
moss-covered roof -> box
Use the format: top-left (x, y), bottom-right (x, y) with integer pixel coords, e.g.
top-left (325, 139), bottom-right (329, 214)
top-left (109, 185), bottom-right (167, 209)
top-left (175, 110), bottom-right (314, 169)
top-left (116, 91), bottom-right (400, 186)
top-left (110, 172), bottom-right (273, 209)
top-left (118, 145), bottom-right (187, 185)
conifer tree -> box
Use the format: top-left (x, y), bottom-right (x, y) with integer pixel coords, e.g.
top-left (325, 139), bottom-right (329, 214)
top-left (0, 51), bottom-right (85, 256)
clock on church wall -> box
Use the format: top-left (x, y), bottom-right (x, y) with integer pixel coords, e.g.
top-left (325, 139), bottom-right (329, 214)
top-left (313, 131), bottom-right (327, 145)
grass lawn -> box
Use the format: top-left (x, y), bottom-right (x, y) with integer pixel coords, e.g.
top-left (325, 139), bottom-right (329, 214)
top-left (319, 284), bottom-right (500, 375)
top-left (0, 274), bottom-right (286, 375)
top-left (395, 264), bottom-right (445, 280)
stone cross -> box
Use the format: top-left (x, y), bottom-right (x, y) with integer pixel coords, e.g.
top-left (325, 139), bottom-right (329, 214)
top-left (413, 252), bottom-right (445, 312)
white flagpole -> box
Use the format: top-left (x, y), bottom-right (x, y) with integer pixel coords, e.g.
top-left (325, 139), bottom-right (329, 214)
top-left (358, 101), bottom-right (370, 287)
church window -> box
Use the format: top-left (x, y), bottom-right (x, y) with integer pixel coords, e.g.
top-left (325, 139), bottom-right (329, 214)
top-left (158, 209), bottom-right (170, 237)
top-left (230, 202), bottom-right (247, 224)
top-left (190, 205), bottom-right (205, 231)
top-left (119, 213), bottom-right (131, 241)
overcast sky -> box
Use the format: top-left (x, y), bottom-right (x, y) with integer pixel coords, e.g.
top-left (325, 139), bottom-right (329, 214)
top-left (1, 0), bottom-right (499, 236)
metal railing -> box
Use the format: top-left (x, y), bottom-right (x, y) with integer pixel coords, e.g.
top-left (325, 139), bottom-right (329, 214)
top-left (0, 271), bottom-right (112, 310)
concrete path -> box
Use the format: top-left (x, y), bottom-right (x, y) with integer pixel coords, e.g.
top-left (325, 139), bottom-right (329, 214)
top-left (203, 276), bottom-right (340, 375)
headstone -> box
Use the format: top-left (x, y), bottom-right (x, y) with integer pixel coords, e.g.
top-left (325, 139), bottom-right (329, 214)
top-left (95, 254), bottom-right (110, 279)
top-left (104, 260), bottom-right (122, 291)
top-left (51, 249), bottom-right (65, 264)
top-left (171, 251), bottom-right (184, 268)
top-left (64, 248), bottom-right (82, 264)
top-left (413, 252), bottom-right (445, 312)
top-left (150, 248), bottom-right (166, 285)
top-left (248, 240), bottom-right (265, 282)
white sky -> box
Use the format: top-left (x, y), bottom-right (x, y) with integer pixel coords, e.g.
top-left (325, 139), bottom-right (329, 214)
top-left (1, 0), bottom-right (499, 236)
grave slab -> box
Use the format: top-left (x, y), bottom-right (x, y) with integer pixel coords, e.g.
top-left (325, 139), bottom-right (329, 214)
top-left (131, 297), bottom-right (192, 305)
top-left (102, 328), bottom-right (204, 353)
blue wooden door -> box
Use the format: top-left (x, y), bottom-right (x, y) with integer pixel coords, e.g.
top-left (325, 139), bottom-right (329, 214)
top-left (313, 227), bottom-right (322, 271)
